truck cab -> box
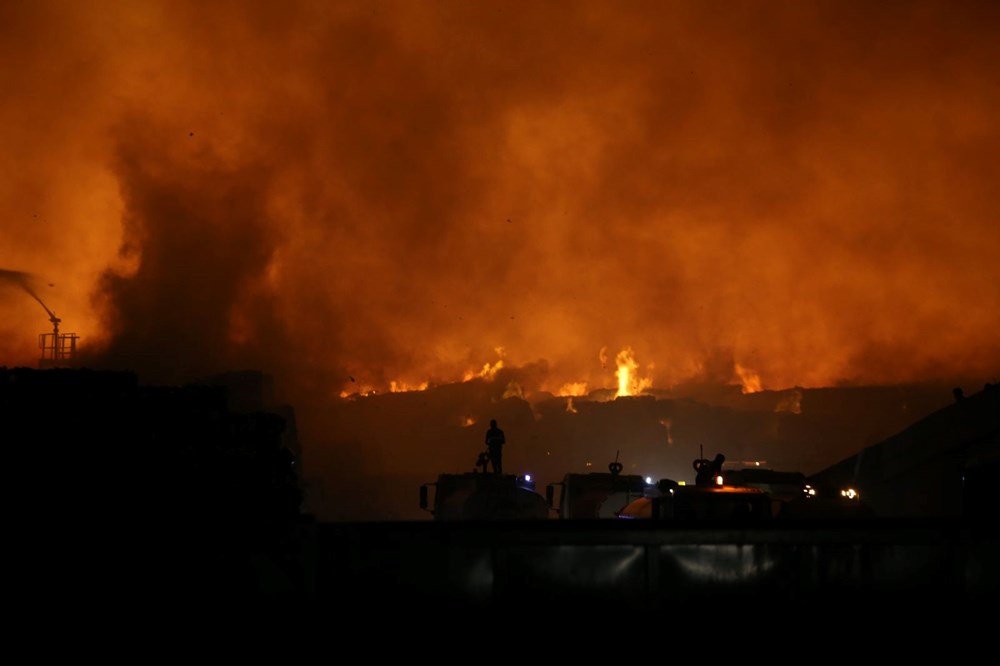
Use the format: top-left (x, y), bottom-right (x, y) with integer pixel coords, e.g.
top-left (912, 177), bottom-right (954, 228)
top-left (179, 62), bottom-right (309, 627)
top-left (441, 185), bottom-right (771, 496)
top-left (546, 464), bottom-right (655, 519)
top-left (618, 478), bottom-right (774, 521)
top-left (420, 472), bottom-right (551, 520)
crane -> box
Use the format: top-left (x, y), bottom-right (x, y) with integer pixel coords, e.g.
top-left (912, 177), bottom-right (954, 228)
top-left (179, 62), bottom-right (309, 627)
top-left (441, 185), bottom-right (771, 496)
top-left (1, 268), bottom-right (77, 366)
top-left (30, 291), bottom-right (61, 337)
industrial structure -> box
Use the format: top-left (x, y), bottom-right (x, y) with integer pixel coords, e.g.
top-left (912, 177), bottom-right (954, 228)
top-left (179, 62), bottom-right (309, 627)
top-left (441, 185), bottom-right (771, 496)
top-left (37, 302), bottom-right (78, 368)
top-left (809, 381), bottom-right (999, 519)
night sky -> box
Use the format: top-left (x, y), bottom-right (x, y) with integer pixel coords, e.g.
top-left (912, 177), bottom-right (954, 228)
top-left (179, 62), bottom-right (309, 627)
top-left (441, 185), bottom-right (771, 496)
top-left (2, 1), bottom-right (998, 519)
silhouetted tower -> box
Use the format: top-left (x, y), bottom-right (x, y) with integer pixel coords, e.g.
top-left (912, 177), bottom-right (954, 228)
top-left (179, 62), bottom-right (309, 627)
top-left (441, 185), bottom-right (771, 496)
top-left (37, 302), bottom-right (78, 368)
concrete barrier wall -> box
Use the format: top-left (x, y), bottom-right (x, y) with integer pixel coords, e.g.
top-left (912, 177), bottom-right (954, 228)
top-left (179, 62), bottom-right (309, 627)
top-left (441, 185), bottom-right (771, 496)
top-left (307, 519), bottom-right (998, 610)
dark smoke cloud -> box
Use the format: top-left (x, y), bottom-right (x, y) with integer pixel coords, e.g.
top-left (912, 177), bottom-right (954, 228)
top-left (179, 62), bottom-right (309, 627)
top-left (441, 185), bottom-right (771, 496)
top-left (79, 117), bottom-right (290, 384)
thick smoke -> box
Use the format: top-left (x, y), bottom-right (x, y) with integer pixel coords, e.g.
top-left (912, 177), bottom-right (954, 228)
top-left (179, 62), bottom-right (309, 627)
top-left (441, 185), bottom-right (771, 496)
top-left (3, 1), bottom-right (999, 518)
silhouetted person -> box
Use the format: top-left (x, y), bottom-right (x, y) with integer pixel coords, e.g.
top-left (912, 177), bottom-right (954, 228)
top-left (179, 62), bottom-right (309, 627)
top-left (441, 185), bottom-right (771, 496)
top-left (475, 450), bottom-right (490, 474)
top-left (484, 419), bottom-right (505, 474)
top-left (695, 453), bottom-right (725, 486)
top-left (954, 387), bottom-right (965, 402)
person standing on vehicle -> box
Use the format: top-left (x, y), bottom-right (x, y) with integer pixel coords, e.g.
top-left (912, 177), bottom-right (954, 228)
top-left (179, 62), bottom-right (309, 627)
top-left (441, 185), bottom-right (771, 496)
top-left (484, 419), bottom-right (506, 475)
top-left (695, 453), bottom-right (726, 486)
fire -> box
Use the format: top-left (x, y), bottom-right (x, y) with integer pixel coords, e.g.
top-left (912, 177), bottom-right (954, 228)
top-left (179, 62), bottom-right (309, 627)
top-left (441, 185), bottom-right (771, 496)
top-left (735, 363), bottom-right (762, 394)
top-left (337, 377), bottom-right (428, 398)
top-left (615, 347), bottom-right (652, 397)
top-left (463, 347), bottom-right (505, 382)
top-left (389, 380), bottom-right (429, 393)
top-left (339, 384), bottom-right (377, 399)
top-left (335, 346), bottom-right (759, 407)
top-left (556, 382), bottom-right (588, 397)
top-left (340, 349), bottom-right (515, 399)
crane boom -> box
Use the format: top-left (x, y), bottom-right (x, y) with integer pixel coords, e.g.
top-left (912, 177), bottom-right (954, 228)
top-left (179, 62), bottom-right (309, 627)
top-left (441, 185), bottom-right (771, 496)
top-left (29, 292), bottom-right (60, 323)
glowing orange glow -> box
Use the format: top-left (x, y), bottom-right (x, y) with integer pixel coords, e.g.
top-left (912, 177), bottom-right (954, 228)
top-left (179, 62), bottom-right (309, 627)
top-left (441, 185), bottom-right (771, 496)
top-left (556, 382), bottom-right (589, 397)
top-left (389, 380), bottom-right (429, 393)
top-left (2, 2), bottom-right (998, 402)
top-left (735, 363), bottom-right (762, 394)
top-left (463, 349), bottom-right (506, 382)
top-left (502, 380), bottom-right (523, 399)
top-left (2, 1), bottom-right (999, 522)
top-left (775, 389), bottom-right (803, 414)
top-left (616, 350), bottom-right (634, 397)
top-left (616, 347), bottom-right (652, 397)
top-left (660, 418), bottom-right (673, 447)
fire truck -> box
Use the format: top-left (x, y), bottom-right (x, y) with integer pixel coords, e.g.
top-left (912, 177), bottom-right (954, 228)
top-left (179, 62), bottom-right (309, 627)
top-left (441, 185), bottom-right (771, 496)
top-left (546, 454), bottom-right (655, 518)
top-left (419, 471), bottom-right (550, 520)
top-left (618, 454), bottom-right (871, 521)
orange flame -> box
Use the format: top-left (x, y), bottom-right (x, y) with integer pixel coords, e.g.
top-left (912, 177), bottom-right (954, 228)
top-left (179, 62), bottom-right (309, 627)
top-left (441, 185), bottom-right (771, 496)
top-left (390, 380), bottom-right (429, 393)
top-left (735, 363), bottom-right (762, 394)
top-left (556, 382), bottom-right (588, 397)
top-left (615, 347), bottom-right (652, 397)
top-left (463, 347), bottom-right (505, 382)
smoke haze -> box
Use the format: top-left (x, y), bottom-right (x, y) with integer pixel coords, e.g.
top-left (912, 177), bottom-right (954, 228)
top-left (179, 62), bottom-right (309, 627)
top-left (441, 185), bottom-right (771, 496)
top-left (3, 1), bottom-right (998, 518)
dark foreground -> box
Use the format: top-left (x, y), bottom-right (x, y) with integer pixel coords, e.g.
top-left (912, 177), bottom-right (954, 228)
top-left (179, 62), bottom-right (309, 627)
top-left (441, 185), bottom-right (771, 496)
top-left (323, 518), bottom-right (998, 609)
top-left (35, 515), bottom-right (990, 613)
top-left (7, 367), bottom-right (995, 621)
